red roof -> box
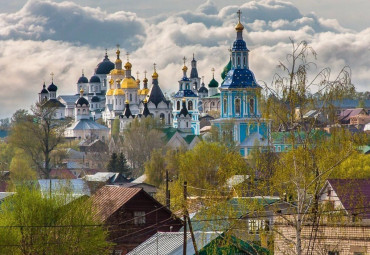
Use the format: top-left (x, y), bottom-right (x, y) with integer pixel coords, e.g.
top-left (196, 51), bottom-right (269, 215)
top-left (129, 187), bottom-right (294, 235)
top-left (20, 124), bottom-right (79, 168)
top-left (49, 169), bottom-right (76, 179)
top-left (92, 186), bottom-right (142, 221)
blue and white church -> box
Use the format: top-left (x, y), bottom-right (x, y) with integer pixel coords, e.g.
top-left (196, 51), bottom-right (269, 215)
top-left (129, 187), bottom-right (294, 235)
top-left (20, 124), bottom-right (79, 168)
top-left (172, 57), bottom-right (200, 135)
top-left (213, 10), bottom-right (271, 157)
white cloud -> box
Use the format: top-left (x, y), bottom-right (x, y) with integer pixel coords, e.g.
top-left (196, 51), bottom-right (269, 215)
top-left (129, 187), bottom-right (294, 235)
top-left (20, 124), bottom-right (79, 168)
top-left (0, 0), bottom-right (368, 118)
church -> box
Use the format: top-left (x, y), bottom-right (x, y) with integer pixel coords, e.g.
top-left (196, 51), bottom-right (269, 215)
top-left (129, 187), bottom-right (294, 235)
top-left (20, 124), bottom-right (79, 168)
top-left (212, 11), bottom-right (271, 157)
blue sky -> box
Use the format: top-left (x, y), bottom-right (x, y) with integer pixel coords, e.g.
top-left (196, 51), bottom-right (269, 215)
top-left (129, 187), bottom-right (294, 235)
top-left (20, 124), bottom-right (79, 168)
top-left (0, 0), bottom-right (369, 118)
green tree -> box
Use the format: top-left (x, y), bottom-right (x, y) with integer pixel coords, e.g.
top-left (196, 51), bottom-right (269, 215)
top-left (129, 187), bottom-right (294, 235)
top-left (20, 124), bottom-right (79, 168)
top-left (8, 103), bottom-right (70, 178)
top-left (111, 117), bottom-right (120, 139)
top-left (260, 40), bottom-right (364, 255)
top-left (0, 185), bottom-right (112, 255)
top-left (8, 150), bottom-right (37, 189)
top-left (122, 117), bottom-right (165, 176)
top-left (144, 149), bottom-right (166, 187)
top-left (117, 152), bottom-right (131, 177)
top-left (106, 153), bottom-right (118, 172)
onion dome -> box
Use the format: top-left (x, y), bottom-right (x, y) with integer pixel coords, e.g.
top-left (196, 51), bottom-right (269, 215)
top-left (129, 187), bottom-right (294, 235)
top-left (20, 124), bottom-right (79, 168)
top-left (91, 95), bottom-right (100, 102)
top-left (47, 82), bottom-right (58, 92)
top-left (106, 79), bottom-right (114, 96)
top-left (76, 89), bottom-right (89, 106)
top-left (40, 83), bottom-right (48, 94)
top-left (121, 78), bottom-right (137, 89)
top-left (182, 65), bottom-right (188, 72)
top-left (122, 100), bottom-right (134, 118)
top-left (78, 71), bottom-right (88, 83)
top-left (235, 20), bottom-right (244, 32)
top-left (209, 68), bottom-right (219, 88)
top-left (221, 60), bottom-right (232, 80)
top-left (89, 75), bottom-right (101, 83)
top-left (198, 86), bottom-right (208, 93)
top-left (115, 48), bottom-right (122, 65)
top-left (95, 50), bottom-right (115, 75)
top-left (152, 64), bottom-right (159, 80)
top-left (177, 98), bottom-right (191, 117)
top-left (113, 88), bottom-right (125, 96)
top-left (124, 62), bottom-right (132, 70)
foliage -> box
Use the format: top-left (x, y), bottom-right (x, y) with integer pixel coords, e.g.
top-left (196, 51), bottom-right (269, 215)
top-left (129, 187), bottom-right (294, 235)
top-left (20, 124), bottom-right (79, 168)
top-left (259, 40), bottom-right (365, 255)
top-left (111, 117), bottom-right (120, 139)
top-left (162, 141), bottom-right (249, 211)
top-left (329, 152), bottom-right (370, 179)
top-left (8, 103), bottom-right (70, 178)
top-left (0, 186), bottom-right (112, 255)
top-left (122, 117), bottom-right (165, 176)
top-left (8, 150), bottom-right (37, 190)
top-left (0, 142), bottom-right (15, 172)
top-left (144, 149), bottom-right (165, 187)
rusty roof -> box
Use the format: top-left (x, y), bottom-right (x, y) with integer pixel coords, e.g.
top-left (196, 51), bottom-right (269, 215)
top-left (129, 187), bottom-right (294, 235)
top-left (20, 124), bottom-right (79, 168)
top-left (92, 185), bottom-right (142, 221)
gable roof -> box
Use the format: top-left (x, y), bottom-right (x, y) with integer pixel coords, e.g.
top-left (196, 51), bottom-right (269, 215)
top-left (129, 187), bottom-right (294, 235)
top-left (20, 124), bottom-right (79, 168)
top-left (339, 108), bottom-right (367, 122)
top-left (326, 179), bottom-right (370, 218)
top-left (92, 186), bottom-right (142, 221)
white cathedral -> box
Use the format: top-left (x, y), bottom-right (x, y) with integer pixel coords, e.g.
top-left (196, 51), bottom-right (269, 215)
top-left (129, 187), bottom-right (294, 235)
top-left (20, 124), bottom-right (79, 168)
top-left (38, 45), bottom-right (221, 139)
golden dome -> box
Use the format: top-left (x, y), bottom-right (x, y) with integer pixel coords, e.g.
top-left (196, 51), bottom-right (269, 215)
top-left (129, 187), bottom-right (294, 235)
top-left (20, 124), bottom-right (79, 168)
top-left (152, 71), bottom-right (158, 79)
top-left (125, 99), bottom-right (129, 104)
top-left (139, 88), bottom-right (150, 95)
top-left (121, 77), bottom-right (138, 89)
top-left (235, 21), bottom-right (244, 31)
top-left (109, 79), bottom-right (114, 85)
top-left (110, 69), bottom-right (125, 75)
top-left (80, 88), bottom-right (84, 94)
top-left (136, 78), bottom-right (140, 84)
top-left (113, 88), bottom-right (125, 96)
top-left (106, 89), bottom-right (114, 96)
top-left (143, 98), bottom-right (148, 103)
top-left (115, 58), bottom-right (122, 64)
top-left (182, 65), bottom-right (188, 72)
top-left (143, 77), bottom-right (148, 83)
top-left (124, 62), bottom-right (132, 70)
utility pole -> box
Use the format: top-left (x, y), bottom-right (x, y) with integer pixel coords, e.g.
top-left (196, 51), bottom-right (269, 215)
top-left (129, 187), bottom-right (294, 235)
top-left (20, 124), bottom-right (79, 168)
top-left (166, 170), bottom-right (171, 209)
top-left (183, 181), bottom-right (187, 255)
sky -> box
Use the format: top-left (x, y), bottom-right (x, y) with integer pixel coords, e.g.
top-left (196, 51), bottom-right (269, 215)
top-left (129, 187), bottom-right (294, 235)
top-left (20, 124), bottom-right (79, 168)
top-left (0, 0), bottom-right (369, 118)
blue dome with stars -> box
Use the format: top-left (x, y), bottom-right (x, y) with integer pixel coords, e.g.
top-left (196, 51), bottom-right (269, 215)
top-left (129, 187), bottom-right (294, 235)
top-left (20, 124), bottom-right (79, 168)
top-left (232, 39), bottom-right (248, 51)
top-left (221, 68), bottom-right (261, 89)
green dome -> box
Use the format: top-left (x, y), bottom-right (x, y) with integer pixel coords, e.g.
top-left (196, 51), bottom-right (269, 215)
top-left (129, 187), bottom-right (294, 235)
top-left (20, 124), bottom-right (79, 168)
top-left (208, 78), bottom-right (219, 88)
top-left (221, 59), bottom-right (231, 80)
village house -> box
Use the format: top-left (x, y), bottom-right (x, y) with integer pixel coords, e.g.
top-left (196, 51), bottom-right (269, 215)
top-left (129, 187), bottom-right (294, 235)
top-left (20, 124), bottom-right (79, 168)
top-left (92, 186), bottom-right (182, 254)
top-left (274, 179), bottom-right (370, 255)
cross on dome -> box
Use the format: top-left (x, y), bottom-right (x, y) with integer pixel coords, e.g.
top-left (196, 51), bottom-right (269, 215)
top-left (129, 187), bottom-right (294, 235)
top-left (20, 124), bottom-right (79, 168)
top-left (211, 68), bottom-right (215, 78)
top-left (136, 71), bottom-right (140, 79)
top-left (126, 52), bottom-right (130, 62)
top-left (50, 72), bottom-right (54, 82)
top-left (237, 10), bottom-right (242, 22)
top-left (183, 56), bottom-right (187, 66)
top-left (144, 70), bottom-right (147, 78)
top-left (153, 63), bottom-right (157, 72)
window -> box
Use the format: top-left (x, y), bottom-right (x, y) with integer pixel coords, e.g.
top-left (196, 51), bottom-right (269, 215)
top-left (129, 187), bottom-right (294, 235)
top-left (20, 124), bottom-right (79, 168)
top-left (328, 252), bottom-right (339, 255)
top-left (168, 113), bottom-right (171, 124)
top-left (248, 219), bottom-right (265, 234)
top-left (237, 57), bottom-right (240, 66)
top-left (276, 146), bottom-right (281, 152)
top-left (134, 211), bottom-right (146, 225)
top-left (212, 102), bottom-right (215, 107)
top-left (243, 56), bottom-right (246, 65)
top-left (186, 122), bottom-right (188, 128)
top-left (177, 101), bottom-right (180, 110)
top-left (249, 98), bottom-right (254, 115)
top-left (327, 188), bottom-right (332, 197)
top-left (188, 101), bottom-right (193, 110)
top-left (130, 94), bottom-right (132, 102)
top-left (223, 98), bottom-right (227, 115)
top-left (235, 98), bottom-right (240, 115)
top-left (160, 113), bottom-right (165, 123)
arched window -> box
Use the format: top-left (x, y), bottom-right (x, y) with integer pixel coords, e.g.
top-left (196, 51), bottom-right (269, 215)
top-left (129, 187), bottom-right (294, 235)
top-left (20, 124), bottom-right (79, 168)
top-left (243, 57), bottom-right (246, 66)
top-left (177, 101), bottom-right (180, 110)
top-left (235, 98), bottom-right (241, 115)
top-left (130, 94), bottom-right (132, 102)
top-left (249, 98), bottom-right (254, 115)
top-left (237, 57), bottom-right (240, 66)
top-left (188, 101), bottom-right (193, 110)
top-left (212, 101), bottom-right (215, 107)
top-left (83, 109), bottom-right (86, 113)
top-left (78, 109), bottom-right (80, 114)
top-left (186, 122), bottom-right (188, 128)
top-left (223, 98), bottom-right (227, 115)
top-left (160, 113), bottom-right (165, 123)
top-left (168, 113), bottom-right (171, 124)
